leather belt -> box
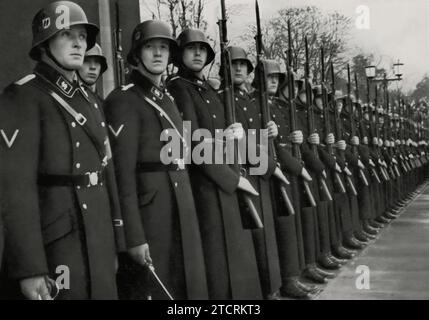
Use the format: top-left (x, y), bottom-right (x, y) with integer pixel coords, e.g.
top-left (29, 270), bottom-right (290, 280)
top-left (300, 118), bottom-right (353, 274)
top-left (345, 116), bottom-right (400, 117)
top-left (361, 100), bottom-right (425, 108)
top-left (38, 170), bottom-right (105, 188)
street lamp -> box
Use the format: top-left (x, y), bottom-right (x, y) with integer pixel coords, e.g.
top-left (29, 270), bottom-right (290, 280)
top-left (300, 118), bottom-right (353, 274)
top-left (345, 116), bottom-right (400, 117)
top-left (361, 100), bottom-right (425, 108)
top-left (393, 60), bottom-right (404, 79)
top-left (365, 65), bottom-right (376, 80)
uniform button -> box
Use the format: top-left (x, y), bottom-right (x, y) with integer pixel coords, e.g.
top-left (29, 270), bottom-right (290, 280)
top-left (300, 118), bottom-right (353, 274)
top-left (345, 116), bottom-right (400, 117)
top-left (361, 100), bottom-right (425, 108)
top-left (206, 100), bottom-right (210, 104)
top-left (273, 114), bottom-right (276, 118)
top-left (76, 163), bottom-right (81, 169)
top-left (198, 88), bottom-right (202, 92)
top-left (101, 122), bottom-right (105, 127)
top-left (71, 122), bottom-right (76, 128)
top-left (174, 182), bottom-right (178, 187)
top-left (94, 103), bottom-right (98, 109)
top-left (244, 107), bottom-right (247, 111)
top-left (152, 96), bottom-right (156, 101)
top-left (82, 203), bottom-right (88, 210)
top-left (76, 142), bottom-right (80, 148)
top-left (249, 118), bottom-right (253, 122)
top-left (100, 182), bottom-right (103, 186)
top-left (235, 97), bottom-right (238, 101)
top-left (212, 114), bottom-right (216, 119)
top-left (76, 186), bottom-right (81, 190)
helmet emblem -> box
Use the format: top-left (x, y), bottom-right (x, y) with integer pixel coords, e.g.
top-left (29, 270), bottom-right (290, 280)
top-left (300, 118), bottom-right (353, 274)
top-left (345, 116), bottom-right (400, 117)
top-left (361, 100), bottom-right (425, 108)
top-left (42, 17), bottom-right (51, 29)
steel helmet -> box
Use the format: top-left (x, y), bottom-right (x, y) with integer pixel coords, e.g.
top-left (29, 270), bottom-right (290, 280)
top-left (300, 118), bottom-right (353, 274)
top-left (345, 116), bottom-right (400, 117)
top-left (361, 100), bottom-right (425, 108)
top-left (227, 46), bottom-right (254, 73)
top-left (174, 28), bottom-right (215, 67)
top-left (127, 20), bottom-right (177, 66)
top-left (252, 59), bottom-right (285, 88)
top-left (29, 1), bottom-right (99, 61)
top-left (84, 43), bottom-right (107, 74)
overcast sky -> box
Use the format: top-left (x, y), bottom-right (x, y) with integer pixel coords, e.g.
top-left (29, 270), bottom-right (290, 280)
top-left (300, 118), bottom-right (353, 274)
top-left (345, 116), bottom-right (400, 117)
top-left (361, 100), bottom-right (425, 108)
top-left (141, 0), bottom-right (429, 92)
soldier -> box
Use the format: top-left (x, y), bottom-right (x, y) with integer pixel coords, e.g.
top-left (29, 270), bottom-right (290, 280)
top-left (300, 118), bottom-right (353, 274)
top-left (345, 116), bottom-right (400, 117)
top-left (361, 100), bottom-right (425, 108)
top-left (167, 28), bottom-right (263, 300)
top-left (0, 1), bottom-right (125, 299)
top-left (284, 77), bottom-right (339, 284)
top-left (339, 95), bottom-right (378, 242)
top-left (104, 20), bottom-right (208, 300)
top-left (312, 85), bottom-right (349, 268)
top-left (327, 91), bottom-right (359, 258)
top-left (78, 43), bottom-right (108, 97)
top-left (257, 59), bottom-right (323, 298)
top-left (224, 48), bottom-right (282, 300)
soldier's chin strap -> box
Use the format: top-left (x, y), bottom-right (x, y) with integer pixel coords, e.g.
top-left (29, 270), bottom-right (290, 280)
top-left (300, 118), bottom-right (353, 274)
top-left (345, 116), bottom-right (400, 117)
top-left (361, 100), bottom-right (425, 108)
top-left (44, 44), bottom-right (76, 72)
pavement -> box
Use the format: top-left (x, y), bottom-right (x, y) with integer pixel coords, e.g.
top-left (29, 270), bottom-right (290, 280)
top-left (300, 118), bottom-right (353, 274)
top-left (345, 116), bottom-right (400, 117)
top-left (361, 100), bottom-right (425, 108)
top-left (316, 183), bottom-right (429, 300)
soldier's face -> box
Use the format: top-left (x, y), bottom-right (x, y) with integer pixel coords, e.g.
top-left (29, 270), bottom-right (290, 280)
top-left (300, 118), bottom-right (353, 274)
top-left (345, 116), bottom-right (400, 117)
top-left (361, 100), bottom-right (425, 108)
top-left (79, 57), bottom-right (101, 85)
top-left (231, 60), bottom-right (248, 85)
top-left (48, 26), bottom-right (87, 70)
top-left (182, 43), bottom-right (208, 72)
top-left (139, 39), bottom-right (170, 75)
top-left (336, 101), bottom-right (343, 113)
top-left (364, 112), bottom-right (369, 120)
top-left (266, 74), bottom-right (279, 95)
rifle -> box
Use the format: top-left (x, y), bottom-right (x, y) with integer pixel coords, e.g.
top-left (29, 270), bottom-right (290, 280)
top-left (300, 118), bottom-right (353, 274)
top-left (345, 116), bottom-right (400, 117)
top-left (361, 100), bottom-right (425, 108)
top-left (254, 0), bottom-right (295, 215)
top-left (285, 20), bottom-right (316, 207)
top-left (320, 48), bottom-right (346, 194)
top-left (330, 62), bottom-right (357, 196)
top-left (384, 82), bottom-right (401, 177)
top-left (219, 0), bottom-right (264, 228)
top-left (356, 72), bottom-right (380, 184)
top-left (346, 64), bottom-right (369, 187)
top-left (113, 1), bottom-right (126, 87)
top-left (374, 85), bottom-right (391, 180)
top-left (304, 37), bottom-right (333, 201)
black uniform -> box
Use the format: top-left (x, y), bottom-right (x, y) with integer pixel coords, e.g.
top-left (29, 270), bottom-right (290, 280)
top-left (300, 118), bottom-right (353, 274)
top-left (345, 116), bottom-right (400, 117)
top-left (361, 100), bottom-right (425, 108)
top-left (104, 70), bottom-right (208, 300)
top-left (0, 62), bottom-right (125, 299)
top-left (167, 70), bottom-right (262, 300)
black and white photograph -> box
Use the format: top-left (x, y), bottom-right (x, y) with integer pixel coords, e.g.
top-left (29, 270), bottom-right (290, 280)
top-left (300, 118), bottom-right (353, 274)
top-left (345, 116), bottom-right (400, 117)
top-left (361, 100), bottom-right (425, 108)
top-left (0, 0), bottom-right (429, 306)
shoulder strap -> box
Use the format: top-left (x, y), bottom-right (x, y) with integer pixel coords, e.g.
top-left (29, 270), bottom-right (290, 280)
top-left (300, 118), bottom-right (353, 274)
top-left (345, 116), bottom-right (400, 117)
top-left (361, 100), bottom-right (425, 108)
top-left (30, 77), bottom-right (108, 165)
top-left (141, 94), bottom-right (185, 144)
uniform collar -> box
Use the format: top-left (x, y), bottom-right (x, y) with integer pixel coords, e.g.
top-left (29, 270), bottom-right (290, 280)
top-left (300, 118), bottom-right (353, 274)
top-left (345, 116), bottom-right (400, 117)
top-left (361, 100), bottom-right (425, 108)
top-left (234, 86), bottom-right (251, 99)
top-left (178, 69), bottom-right (207, 89)
top-left (131, 70), bottom-right (166, 101)
top-left (34, 62), bottom-right (83, 98)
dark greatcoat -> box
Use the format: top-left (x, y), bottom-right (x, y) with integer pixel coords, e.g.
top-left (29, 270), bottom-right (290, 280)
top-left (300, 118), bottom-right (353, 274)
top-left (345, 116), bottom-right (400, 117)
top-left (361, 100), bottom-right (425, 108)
top-left (0, 62), bottom-right (125, 299)
top-left (233, 88), bottom-right (281, 297)
top-left (270, 97), bottom-right (308, 273)
top-left (167, 70), bottom-right (262, 300)
top-left (104, 71), bottom-right (208, 300)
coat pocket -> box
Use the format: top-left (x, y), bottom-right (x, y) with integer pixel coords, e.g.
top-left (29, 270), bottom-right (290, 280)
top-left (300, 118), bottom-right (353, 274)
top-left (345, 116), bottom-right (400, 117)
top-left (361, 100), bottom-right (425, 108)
top-left (41, 209), bottom-right (74, 245)
top-left (138, 190), bottom-right (158, 207)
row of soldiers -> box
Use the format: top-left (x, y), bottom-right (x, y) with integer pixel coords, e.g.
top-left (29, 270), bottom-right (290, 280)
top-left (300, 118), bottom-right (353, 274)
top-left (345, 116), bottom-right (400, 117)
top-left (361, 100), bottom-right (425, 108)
top-left (0, 0), bottom-right (428, 300)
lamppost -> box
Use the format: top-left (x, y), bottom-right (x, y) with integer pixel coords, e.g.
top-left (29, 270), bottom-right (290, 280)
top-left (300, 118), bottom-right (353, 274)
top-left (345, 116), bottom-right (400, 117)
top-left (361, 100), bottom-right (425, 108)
top-left (365, 60), bottom-right (404, 117)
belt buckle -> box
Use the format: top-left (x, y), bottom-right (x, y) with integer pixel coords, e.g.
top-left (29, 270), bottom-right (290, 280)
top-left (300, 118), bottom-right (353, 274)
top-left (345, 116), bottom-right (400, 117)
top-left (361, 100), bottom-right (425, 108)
top-left (85, 171), bottom-right (99, 187)
top-left (76, 113), bottom-right (87, 126)
top-left (113, 219), bottom-right (124, 227)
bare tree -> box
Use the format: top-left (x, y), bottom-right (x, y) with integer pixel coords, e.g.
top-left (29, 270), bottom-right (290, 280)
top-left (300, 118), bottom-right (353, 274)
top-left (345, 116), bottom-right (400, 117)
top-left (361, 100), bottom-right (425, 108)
top-left (238, 6), bottom-right (352, 83)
